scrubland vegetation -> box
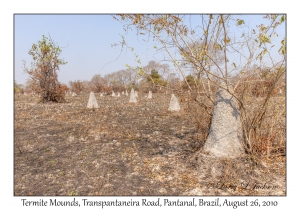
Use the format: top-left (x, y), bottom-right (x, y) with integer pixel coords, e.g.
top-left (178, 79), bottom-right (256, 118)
top-left (14, 89), bottom-right (285, 195)
top-left (15, 14), bottom-right (286, 195)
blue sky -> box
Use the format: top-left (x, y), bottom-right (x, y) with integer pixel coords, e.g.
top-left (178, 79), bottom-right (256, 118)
top-left (14, 14), bottom-right (285, 85)
top-left (15, 14), bottom-right (145, 84)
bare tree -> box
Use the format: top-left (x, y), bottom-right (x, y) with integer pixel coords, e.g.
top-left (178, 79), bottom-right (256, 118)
top-left (90, 74), bottom-right (107, 92)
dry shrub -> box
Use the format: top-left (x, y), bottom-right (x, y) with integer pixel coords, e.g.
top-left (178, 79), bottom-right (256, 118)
top-left (34, 84), bottom-right (67, 103)
top-left (69, 80), bottom-right (85, 95)
top-left (181, 90), bottom-right (213, 143)
top-left (234, 67), bottom-right (286, 157)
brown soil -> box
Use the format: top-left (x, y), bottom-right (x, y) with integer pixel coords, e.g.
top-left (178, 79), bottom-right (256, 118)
top-left (14, 93), bottom-right (286, 196)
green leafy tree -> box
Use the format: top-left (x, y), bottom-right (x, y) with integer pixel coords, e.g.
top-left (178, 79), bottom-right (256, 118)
top-left (147, 69), bottom-right (168, 87)
top-left (23, 35), bottom-right (67, 102)
top-left (184, 75), bottom-right (198, 89)
top-left (14, 80), bottom-right (22, 94)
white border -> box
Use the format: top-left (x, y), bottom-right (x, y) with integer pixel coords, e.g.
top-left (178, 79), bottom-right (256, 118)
top-left (2, 1), bottom-right (296, 209)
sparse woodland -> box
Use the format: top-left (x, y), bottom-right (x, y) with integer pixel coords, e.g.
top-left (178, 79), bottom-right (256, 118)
top-left (14, 14), bottom-right (286, 196)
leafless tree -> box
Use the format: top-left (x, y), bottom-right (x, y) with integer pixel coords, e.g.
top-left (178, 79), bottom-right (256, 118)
top-left (90, 74), bottom-right (107, 92)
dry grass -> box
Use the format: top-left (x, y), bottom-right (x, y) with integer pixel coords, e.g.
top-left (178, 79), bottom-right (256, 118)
top-left (14, 91), bottom-right (286, 196)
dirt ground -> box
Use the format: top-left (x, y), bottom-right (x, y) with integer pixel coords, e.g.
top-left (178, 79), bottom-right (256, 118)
top-left (14, 92), bottom-right (286, 196)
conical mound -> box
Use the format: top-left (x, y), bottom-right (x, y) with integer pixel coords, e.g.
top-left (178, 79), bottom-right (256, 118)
top-left (87, 92), bottom-right (99, 109)
top-left (129, 88), bottom-right (137, 103)
top-left (117, 92), bottom-right (120, 97)
top-left (112, 91), bottom-right (115, 97)
top-left (125, 90), bottom-right (128, 96)
top-left (202, 86), bottom-right (244, 157)
top-left (147, 90), bottom-right (152, 99)
top-left (168, 94), bottom-right (180, 111)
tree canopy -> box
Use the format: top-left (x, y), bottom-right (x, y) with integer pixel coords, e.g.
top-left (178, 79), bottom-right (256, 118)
top-left (23, 35), bottom-right (67, 102)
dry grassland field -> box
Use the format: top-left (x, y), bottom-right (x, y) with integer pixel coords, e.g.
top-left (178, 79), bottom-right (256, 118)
top-left (14, 92), bottom-right (286, 196)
